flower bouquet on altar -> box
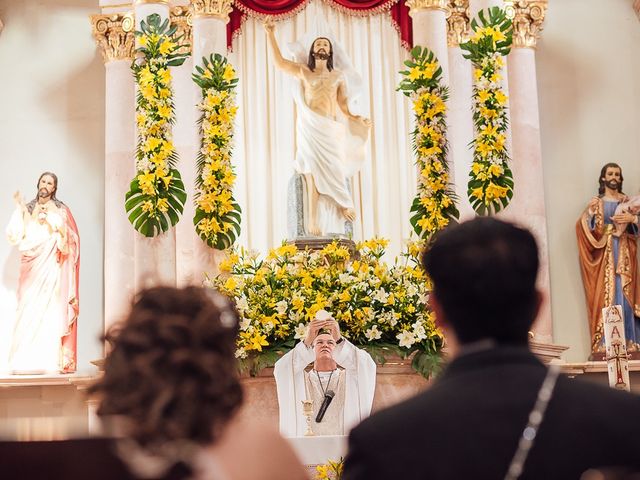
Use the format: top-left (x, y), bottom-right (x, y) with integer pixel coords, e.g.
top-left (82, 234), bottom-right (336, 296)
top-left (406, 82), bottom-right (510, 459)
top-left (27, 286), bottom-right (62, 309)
top-left (209, 239), bottom-right (443, 378)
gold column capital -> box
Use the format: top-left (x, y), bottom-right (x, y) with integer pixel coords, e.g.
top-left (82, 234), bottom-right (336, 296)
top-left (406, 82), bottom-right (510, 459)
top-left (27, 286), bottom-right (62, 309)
top-left (406, 0), bottom-right (448, 18)
top-left (190, 0), bottom-right (233, 22)
top-left (504, 0), bottom-right (548, 49)
top-left (90, 12), bottom-right (135, 62)
top-left (446, 0), bottom-right (470, 47)
top-left (134, 0), bottom-right (169, 5)
top-left (170, 5), bottom-right (193, 55)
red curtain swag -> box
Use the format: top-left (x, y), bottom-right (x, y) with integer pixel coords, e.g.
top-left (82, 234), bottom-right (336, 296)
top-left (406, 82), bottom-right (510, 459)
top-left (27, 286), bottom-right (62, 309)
top-left (226, 0), bottom-right (412, 50)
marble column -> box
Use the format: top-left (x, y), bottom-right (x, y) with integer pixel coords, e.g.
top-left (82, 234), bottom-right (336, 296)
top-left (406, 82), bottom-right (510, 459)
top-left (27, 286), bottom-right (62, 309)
top-left (503, 0), bottom-right (553, 343)
top-left (133, 0), bottom-right (177, 289)
top-left (169, 4), bottom-right (201, 287)
top-left (91, 12), bottom-right (136, 332)
top-left (407, 0), bottom-right (451, 83)
top-left (446, 1), bottom-right (475, 220)
top-left (173, 0), bottom-right (233, 287)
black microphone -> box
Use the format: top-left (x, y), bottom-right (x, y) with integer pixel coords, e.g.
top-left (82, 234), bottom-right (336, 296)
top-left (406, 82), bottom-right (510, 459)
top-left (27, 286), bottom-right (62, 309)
top-left (315, 390), bottom-right (335, 423)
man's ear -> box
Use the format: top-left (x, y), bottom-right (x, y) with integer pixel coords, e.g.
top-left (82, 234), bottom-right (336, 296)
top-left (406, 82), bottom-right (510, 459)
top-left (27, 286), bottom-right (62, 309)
top-left (429, 291), bottom-right (448, 330)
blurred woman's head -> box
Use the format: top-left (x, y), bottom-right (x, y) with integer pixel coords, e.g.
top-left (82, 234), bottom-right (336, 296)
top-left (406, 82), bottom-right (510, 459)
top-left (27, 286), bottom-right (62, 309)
top-left (90, 286), bottom-right (242, 451)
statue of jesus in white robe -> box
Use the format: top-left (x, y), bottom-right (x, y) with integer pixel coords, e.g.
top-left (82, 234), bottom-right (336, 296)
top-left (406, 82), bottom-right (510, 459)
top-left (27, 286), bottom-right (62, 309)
top-left (265, 22), bottom-right (371, 237)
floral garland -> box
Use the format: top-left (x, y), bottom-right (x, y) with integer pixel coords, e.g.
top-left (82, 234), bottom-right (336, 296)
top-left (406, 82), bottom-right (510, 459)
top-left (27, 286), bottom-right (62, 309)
top-left (398, 46), bottom-right (458, 242)
top-left (315, 458), bottom-right (344, 480)
top-left (192, 54), bottom-right (242, 249)
top-left (125, 14), bottom-right (190, 237)
top-left (460, 7), bottom-right (513, 215)
top-left (210, 239), bottom-right (442, 378)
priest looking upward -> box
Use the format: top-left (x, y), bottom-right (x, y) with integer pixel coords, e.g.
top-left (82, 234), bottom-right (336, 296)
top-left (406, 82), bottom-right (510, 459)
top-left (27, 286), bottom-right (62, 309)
top-left (274, 310), bottom-right (376, 437)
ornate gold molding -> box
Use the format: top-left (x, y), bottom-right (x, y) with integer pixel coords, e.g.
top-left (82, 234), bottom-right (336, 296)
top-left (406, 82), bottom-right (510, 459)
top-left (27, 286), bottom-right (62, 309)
top-left (135, 0), bottom-right (169, 5)
top-left (191, 0), bottom-right (233, 22)
top-left (504, 0), bottom-right (548, 49)
top-left (91, 12), bottom-right (136, 62)
top-left (446, 0), bottom-right (470, 47)
top-left (171, 6), bottom-right (193, 55)
top-left (406, 0), bottom-right (448, 17)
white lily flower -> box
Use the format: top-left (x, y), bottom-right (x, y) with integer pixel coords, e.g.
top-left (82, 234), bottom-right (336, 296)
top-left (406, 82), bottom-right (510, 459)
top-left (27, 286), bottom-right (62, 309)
top-left (397, 330), bottom-right (415, 348)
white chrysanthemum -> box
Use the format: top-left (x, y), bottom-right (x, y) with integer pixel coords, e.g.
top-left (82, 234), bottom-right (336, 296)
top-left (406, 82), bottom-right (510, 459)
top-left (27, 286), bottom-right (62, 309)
top-left (339, 273), bottom-right (353, 284)
top-left (365, 325), bottom-right (382, 341)
top-left (236, 297), bottom-right (249, 313)
top-left (136, 159), bottom-right (152, 172)
top-left (235, 348), bottom-right (247, 359)
top-left (294, 322), bottom-right (308, 340)
top-left (239, 317), bottom-right (251, 331)
top-left (397, 330), bottom-right (415, 348)
top-left (275, 300), bottom-right (288, 315)
top-left (476, 77), bottom-right (490, 90)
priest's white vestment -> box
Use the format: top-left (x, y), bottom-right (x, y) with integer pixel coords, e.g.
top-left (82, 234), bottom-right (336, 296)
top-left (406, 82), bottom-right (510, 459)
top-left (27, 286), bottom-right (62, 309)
top-left (274, 338), bottom-right (376, 437)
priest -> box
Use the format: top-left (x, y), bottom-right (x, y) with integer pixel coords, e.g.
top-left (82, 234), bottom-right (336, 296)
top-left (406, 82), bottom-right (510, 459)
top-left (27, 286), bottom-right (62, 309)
top-left (274, 310), bottom-right (376, 437)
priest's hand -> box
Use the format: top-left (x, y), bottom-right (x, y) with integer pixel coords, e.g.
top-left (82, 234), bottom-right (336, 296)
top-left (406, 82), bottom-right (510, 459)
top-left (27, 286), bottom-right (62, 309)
top-left (325, 319), bottom-right (342, 343)
top-left (304, 319), bottom-right (326, 347)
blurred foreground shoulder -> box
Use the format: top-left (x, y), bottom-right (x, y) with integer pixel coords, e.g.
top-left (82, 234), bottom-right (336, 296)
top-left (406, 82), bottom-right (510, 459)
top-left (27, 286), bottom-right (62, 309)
top-left (212, 418), bottom-right (309, 480)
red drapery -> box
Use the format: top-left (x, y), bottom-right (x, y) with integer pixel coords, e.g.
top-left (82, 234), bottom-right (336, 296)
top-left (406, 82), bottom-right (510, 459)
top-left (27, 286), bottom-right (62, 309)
top-left (227, 0), bottom-right (412, 50)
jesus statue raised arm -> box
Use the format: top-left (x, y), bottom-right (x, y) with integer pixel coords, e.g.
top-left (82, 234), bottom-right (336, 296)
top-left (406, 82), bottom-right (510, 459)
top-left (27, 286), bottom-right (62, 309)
top-left (265, 21), bottom-right (371, 237)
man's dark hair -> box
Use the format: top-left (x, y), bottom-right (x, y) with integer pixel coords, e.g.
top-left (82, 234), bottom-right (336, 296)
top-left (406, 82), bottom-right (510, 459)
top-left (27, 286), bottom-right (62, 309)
top-left (598, 162), bottom-right (624, 196)
top-left (422, 217), bottom-right (539, 345)
top-left (307, 37), bottom-right (334, 72)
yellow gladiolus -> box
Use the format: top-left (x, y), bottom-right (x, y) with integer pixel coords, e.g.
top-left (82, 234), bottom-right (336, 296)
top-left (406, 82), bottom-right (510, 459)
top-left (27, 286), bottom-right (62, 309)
top-left (223, 64), bottom-right (236, 82)
top-left (158, 39), bottom-right (175, 55)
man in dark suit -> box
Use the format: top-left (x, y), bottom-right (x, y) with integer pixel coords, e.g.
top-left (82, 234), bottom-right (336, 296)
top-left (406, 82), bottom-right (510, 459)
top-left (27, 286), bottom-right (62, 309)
top-left (343, 218), bottom-right (640, 480)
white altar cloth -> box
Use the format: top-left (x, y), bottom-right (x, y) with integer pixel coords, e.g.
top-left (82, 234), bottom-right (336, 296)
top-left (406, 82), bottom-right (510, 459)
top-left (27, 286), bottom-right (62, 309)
top-left (286, 435), bottom-right (347, 465)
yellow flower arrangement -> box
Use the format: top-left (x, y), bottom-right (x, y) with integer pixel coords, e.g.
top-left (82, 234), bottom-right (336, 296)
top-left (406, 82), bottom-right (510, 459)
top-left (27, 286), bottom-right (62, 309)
top-left (461, 7), bottom-right (513, 215)
top-left (315, 458), bottom-right (344, 480)
top-left (125, 14), bottom-right (190, 237)
top-left (398, 46), bottom-right (459, 242)
top-left (210, 239), bottom-right (442, 378)
top-left (193, 54), bottom-right (242, 249)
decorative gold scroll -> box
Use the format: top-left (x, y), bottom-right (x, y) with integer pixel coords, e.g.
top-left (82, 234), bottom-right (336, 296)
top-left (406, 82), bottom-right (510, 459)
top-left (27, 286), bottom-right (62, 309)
top-left (406, 0), bottom-right (448, 17)
top-left (90, 12), bottom-right (136, 62)
top-left (171, 6), bottom-right (193, 54)
top-left (191, 0), bottom-right (233, 22)
top-left (446, 0), bottom-right (470, 47)
top-left (135, 0), bottom-right (169, 5)
top-left (504, 0), bottom-right (548, 49)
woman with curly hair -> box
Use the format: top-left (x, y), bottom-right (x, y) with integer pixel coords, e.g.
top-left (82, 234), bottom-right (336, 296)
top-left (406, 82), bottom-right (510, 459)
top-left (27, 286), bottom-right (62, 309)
top-left (89, 286), bottom-right (307, 480)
